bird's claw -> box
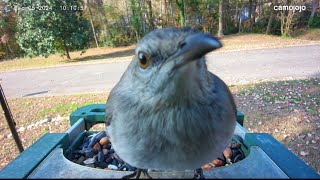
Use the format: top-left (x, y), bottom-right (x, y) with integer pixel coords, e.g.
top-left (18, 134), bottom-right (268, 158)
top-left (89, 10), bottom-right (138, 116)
top-left (193, 168), bottom-right (205, 179)
top-left (121, 169), bottom-right (152, 179)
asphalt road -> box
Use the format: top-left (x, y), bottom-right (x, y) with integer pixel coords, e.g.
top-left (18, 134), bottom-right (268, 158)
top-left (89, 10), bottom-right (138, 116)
top-left (0, 45), bottom-right (319, 99)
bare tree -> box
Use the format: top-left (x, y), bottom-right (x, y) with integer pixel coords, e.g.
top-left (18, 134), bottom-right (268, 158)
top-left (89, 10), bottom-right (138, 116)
top-left (202, 2), bottom-right (212, 33)
top-left (308, 0), bottom-right (319, 28)
top-left (235, 0), bottom-right (239, 28)
top-left (259, 0), bottom-right (265, 18)
top-left (164, 0), bottom-right (169, 26)
top-left (266, 0), bottom-right (277, 35)
top-left (251, 0), bottom-right (257, 30)
top-left (279, 0), bottom-right (300, 37)
top-left (168, 0), bottom-right (174, 26)
top-left (87, 0), bottom-right (99, 47)
top-left (146, 0), bottom-right (155, 29)
top-left (248, 0), bottom-right (253, 31)
top-left (238, 0), bottom-right (244, 33)
top-left (218, 0), bottom-right (224, 37)
top-left (176, 0), bottom-right (186, 27)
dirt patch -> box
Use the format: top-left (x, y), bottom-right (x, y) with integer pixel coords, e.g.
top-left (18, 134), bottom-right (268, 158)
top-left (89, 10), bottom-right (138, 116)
top-left (0, 94), bottom-right (108, 168)
top-left (230, 78), bottom-right (320, 174)
top-left (215, 33), bottom-right (320, 53)
top-left (0, 79), bottom-right (319, 175)
top-left (291, 28), bottom-right (320, 41)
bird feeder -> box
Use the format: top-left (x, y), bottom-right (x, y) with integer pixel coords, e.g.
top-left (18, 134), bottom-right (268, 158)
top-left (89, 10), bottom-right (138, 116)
top-left (0, 104), bottom-right (319, 178)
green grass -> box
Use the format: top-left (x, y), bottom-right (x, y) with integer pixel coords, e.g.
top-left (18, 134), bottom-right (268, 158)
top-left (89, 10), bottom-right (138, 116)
top-left (0, 57), bottom-right (66, 72)
top-left (237, 84), bottom-right (255, 96)
top-left (281, 34), bottom-right (293, 39)
top-left (37, 104), bottom-right (80, 118)
top-left (36, 99), bottom-right (106, 118)
top-left (235, 79), bottom-right (319, 108)
top-left (306, 108), bottom-right (317, 116)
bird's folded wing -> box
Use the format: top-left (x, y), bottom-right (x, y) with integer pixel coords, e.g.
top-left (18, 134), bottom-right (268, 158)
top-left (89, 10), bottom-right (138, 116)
top-left (209, 72), bottom-right (237, 116)
top-left (105, 95), bottom-right (113, 130)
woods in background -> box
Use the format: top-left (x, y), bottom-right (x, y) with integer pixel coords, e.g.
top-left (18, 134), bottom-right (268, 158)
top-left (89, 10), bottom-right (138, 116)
top-left (0, 0), bottom-right (319, 60)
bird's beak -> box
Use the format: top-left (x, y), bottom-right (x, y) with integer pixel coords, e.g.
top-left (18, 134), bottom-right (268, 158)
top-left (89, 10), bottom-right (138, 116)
top-left (173, 33), bottom-right (222, 69)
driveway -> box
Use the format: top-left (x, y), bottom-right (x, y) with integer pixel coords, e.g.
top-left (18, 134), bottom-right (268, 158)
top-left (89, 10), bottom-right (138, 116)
top-left (0, 45), bottom-right (319, 99)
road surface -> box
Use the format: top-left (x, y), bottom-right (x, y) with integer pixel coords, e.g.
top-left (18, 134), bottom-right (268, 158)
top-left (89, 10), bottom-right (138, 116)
top-left (0, 45), bottom-right (319, 99)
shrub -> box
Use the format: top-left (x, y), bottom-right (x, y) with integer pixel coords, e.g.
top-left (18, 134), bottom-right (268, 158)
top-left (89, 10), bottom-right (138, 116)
top-left (103, 33), bottom-right (132, 47)
top-left (0, 43), bottom-right (5, 60)
top-left (309, 17), bottom-right (320, 28)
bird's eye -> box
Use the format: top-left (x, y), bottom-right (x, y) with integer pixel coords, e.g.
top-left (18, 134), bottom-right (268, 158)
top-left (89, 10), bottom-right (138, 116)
top-left (138, 52), bottom-right (150, 69)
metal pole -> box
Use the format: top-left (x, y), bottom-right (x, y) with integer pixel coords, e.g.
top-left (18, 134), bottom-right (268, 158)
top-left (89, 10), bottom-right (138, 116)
top-left (0, 80), bottom-right (24, 153)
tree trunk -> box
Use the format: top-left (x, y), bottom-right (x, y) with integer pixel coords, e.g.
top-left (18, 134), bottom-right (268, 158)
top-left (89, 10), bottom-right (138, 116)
top-left (202, 2), bottom-right (210, 33)
top-left (223, 0), bottom-right (229, 32)
top-left (238, 0), bottom-right (244, 33)
top-left (282, 9), bottom-right (295, 37)
top-left (165, 0), bottom-right (169, 26)
top-left (176, 0), bottom-right (186, 27)
top-left (6, 43), bottom-right (13, 55)
top-left (251, 0), bottom-right (257, 30)
top-left (96, 4), bottom-right (107, 42)
top-left (87, 0), bottom-right (99, 48)
top-left (266, 0), bottom-right (276, 35)
top-left (279, 0), bottom-right (295, 38)
top-left (130, 0), bottom-right (141, 41)
top-left (169, 0), bottom-right (174, 26)
top-left (260, 0), bottom-right (264, 18)
top-left (218, 0), bottom-right (224, 37)
top-left (124, 0), bottom-right (130, 25)
top-left (143, 3), bottom-right (147, 33)
top-left (3, 43), bottom-right (9, 58)
top-left (235, 0), bottom-right (239, 27)
top-left (62, 40), bottom-right (71, 60)
top-left (146, 0), bottom-right (155, 29)
top-left (160, 0), bottom-right (163, 28)
top-left (280, 11), bottom-right (284, 35)
top-left (247, 0), bottom-right (253, 31)
top-left (308, 0), bottom-right (319, 28)
top-left (239, 17), bottom-right (242, 33)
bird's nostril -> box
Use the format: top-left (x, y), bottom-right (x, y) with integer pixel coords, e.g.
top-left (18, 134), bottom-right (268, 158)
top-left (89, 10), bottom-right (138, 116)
top-left (179, 42), bottom-right (186, 49)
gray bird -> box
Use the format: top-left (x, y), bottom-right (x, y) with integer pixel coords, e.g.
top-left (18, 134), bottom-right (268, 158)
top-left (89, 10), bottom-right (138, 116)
top-left (105, 27), bottom-right (236, 178)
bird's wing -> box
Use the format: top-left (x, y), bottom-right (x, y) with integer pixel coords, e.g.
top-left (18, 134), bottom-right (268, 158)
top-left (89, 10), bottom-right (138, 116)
top-left (105, 59), bottom-right (135, 128)
top-left (105, 94), bottom-right (112, 127)
top-left (209, 72), bottom-right (237, 116)
top-left (105, 94), bottom-right (113, 138)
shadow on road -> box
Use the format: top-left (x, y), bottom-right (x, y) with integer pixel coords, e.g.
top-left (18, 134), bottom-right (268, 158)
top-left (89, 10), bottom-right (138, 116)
top-left (308, 72), bottom-right (320, 79)
top-left (23, 90), bottom-right (49, 97)
top-left (67, 49), bottom-right (135, 63)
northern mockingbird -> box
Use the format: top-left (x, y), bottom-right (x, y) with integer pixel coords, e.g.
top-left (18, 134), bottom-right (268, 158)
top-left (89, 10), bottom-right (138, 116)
top-left (105, 27), bottom-right (236, 178)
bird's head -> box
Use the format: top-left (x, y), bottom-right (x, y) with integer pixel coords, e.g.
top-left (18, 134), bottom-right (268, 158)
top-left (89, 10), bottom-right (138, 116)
top-left (122, 27), bottom-right (222, 103)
